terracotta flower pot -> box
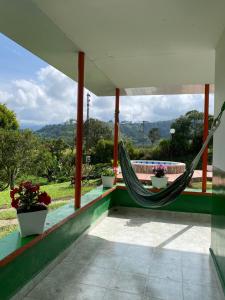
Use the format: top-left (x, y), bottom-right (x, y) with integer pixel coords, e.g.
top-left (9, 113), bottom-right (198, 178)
top-left (17, 209), bottom-right (48, 237)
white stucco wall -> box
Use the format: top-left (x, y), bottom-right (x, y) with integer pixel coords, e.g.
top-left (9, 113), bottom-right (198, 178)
top-left (213, 29), bottom-right (225, 170)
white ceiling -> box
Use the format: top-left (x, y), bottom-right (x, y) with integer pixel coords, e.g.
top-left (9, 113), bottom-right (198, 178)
top-left (1, 0), bottom-right (225, 95)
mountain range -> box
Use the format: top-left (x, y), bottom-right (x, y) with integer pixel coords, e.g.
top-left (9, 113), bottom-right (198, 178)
top-left (35, 119), bottom-right (174, 146)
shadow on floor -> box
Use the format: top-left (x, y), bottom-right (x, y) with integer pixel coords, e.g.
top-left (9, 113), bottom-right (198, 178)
top-left (21, 208), bottom-right (223, 300)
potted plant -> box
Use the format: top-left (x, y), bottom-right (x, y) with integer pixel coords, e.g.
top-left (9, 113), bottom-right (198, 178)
top-left (10, 181), bottom-right (51, 237)
top-left (101, 168), bottom-right (115, 188)
top-left (151, 165), bottom-right (168, 189)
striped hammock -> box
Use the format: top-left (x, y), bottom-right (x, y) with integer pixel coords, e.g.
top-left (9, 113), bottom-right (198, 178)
top-left (119, 102), bottom-right (225, 208)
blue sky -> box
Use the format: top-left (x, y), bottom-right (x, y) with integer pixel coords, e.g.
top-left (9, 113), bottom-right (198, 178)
top-left (0, 33), bottom-right (214, 129)
top-left (0, 34), bottom-right (47, 83)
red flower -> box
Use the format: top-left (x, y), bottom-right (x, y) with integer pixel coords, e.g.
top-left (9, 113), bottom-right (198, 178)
top-left (38, 192), bottom-right (51, 206)
top-left (11, 181), bottom-right (50, 210)
top-left (22, 181), bottom-right (32, 190)
top-left (10, 188), bottom-right (19, 200)
top-left (43, 195), bottom-right (51, 205)
top-left (11, 199), bottom-right (19, 209)
top-left (30, 185), bottom-right (39, 193)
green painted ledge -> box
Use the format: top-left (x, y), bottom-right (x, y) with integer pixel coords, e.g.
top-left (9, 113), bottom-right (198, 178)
top-left (0, 186), bottom-right (113, 261)
top-left (0, 186), bottom-right (114, 300)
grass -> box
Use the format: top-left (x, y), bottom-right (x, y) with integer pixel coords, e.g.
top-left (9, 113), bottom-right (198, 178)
top-left (191, 181), bottom-right (212, 190)
top-left (0, 180), bottom-right (99, 209)
top-left (0, 224), bottom-right (18, 239)
top-left (0, 209), bottom-right (16, 220)
top-left (16, 175), bottom-right (48, 186)
top-left (0, 200), bottom-right (70, 221)
top-left (49, 200), bottom-right (69, 210)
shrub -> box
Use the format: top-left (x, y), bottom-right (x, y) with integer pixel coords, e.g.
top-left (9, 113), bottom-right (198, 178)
top-left (101, 168), bottom-right (115, 176)
top-left (91, 139), bottom-right (114, 163)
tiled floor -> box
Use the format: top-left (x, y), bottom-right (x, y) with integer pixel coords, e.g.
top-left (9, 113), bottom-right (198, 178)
top-left (23, 207), bottom-right (224, 300)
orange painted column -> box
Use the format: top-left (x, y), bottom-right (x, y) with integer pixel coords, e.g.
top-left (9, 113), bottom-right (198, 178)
top-left (202, 84), bottom-right (209, 193)
top-left (75, 52), bottom-right (85, 208)
top-left (113, 88), bottom-right (120, 177)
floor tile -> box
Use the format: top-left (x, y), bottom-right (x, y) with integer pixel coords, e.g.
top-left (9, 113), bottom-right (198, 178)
top-left (109, 271), bottom-right (147, 295)
top-left (103, 289), bottom-right (142, 300)
top-left (89, 253), bottom-right (122, 270)
top-left (182, 265), bottom-right (218, 287)
top-left (126, 244), bottom-right (153, 260)
top-left (77, 266), bottom-right (115, 288)
top-left (64, 247), bottom-right (97, 265)
top-left (64, 283), bottom-right (106, 300)
top-left (118, 256), bottom-right (150, 275)
top-left (152, 248), bottom-right (182, 266)
top-left (25, 277), bottom-right (67, 300)
top-left (181, 252), bottom-right (213, 270)
top-left (149, 261), bottom-right (182, 282)
top-left (146, 277), bottom-right (183, 300)
top-left (46, 260), bottom-right (86, 284)
top-left (98, 242), bottom-right (128, 257)
top-left (183, 282), bottom-right (224, 300)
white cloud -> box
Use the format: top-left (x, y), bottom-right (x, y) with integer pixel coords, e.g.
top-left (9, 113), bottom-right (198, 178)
top-left (0, 65), bottom-right (214, 127)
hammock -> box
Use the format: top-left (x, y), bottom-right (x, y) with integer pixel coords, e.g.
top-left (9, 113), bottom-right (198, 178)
top-left (119, 102), bottom-right (225, 208)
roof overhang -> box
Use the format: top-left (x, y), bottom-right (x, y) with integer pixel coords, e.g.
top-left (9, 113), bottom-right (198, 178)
top-left (126, 84), bottom-right (215, 96)
top-left (0, 0), bottom-right (225, 96)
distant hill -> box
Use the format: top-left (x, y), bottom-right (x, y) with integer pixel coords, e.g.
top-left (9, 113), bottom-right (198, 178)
top-left (36, 119), bottom-right (174, 146)
top-left (20, 123), bottom-right (43, 131)
top-left (36, 119), bottom-right (76, 145)
top-left (119, 120), bottom-right (173, 145)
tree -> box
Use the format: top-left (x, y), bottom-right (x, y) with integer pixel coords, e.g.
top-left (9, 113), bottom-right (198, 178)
top-left (148, 128), bottom-right (160, 144)
top-left (185, 110), bottom-right (213, 153)
top-left (169, 110), bottom-right (213, 165)
top-left (91, 139), bottom-right (114, 163)
top-left (84, 118), bottom-right (112, 150)
top-left (33, 138), bottom-right (74, 182)
top-left (170, 116), bottom-right (191, 156)
top-left (0, 130), bottom-right (38, 190)
top-left (0, 104), bottom-right (19, 130)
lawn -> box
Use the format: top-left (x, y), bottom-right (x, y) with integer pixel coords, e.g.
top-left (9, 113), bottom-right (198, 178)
top-left (0, 180), bottom-right (100, 239)
top-left (0, 180), bottom-right (99, 209)
top-left (191, 181), bottom-right (212, 190)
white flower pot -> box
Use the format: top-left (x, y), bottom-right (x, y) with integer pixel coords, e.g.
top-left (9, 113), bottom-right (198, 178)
top-left (151, 176), bottom-right (168, 189)
top-left (17, 210), bottom-right (48, 237)
top-left (101, 175), bottom-right (115, 188)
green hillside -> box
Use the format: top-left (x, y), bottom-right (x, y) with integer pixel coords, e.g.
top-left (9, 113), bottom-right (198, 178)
top-left (36, 119), bottom-right (173, 146)
top-left (36, 119), bottom-right (76, 145)
top-left (119, 120), bottom-right (173, 145)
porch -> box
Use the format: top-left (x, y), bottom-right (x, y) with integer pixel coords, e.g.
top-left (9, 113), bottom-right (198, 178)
top-left (0, 185), bottom-right (219, 299)
top-left (14, 206), bottom-right (223, 300)
top-left (1, 1), bottom-right (225, 299)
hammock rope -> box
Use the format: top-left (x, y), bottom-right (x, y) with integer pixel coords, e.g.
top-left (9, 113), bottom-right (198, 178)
top-left (119, 102), bottom-right (225, 208)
